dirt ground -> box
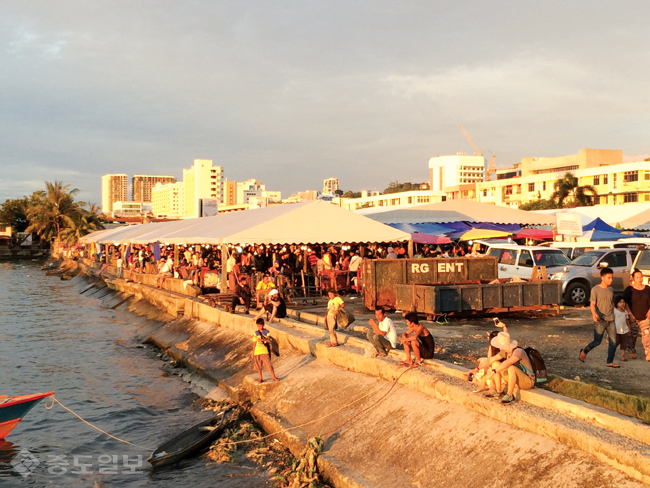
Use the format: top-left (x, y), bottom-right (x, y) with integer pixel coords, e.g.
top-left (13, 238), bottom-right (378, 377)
top-left (291, 296), bottom-right (650, 399)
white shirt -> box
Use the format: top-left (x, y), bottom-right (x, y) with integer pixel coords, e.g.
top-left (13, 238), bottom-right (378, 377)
top-left (614, 308), bottom-right (630, 335)
top-left (378, 317), bottom-right (397, 348)
top-left (349, 255), bottom-right (362, 272)
top-left (116, 258), bottom-right (123, 268)
top-left (161, 258), bottom-right (173, 274)
top-left (227, 256), bottom-right (236, 273)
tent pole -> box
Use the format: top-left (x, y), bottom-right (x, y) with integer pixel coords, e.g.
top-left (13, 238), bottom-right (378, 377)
top-left (173, 244), bottom-right (179, 268)
top-left (408, 240), bottom-right (414, 258)
top-left (220, 246), bottom-right (227, 293)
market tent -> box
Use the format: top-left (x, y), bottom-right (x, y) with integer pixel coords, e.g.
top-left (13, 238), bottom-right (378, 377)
top-left (577, 229), bottom-right (626, 242)
top-left (360, 199), bottom-right (555, 225)
top-left (388, 222), bottom-right (457, 236)
top-left (619, 209), bottom-right (650, 230)
top-left (97, 201), bottom-right (411, 246)
top-left (79, 226), bottom-right (131, 244)
top-left (582, 217), bottom-right (620, 233)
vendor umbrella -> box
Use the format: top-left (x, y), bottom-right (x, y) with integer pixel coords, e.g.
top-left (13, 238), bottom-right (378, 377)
top-left (457, 228), bottom-right (511, 241)
top-left (410, 233), bottom-right (452, 245)
top-left (515, 228), bottom-right (554, 240)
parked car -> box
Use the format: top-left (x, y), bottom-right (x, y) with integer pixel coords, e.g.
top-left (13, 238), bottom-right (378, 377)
top-left (551, 248), bottom-right (638, 306)
top-left (542, 240), bottom-right (639, 260)
top-left (485, 244), bottom-right (570, 279)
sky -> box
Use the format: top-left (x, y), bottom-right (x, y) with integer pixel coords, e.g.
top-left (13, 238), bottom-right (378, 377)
top-left (1, 1), bottom-right (650, 205)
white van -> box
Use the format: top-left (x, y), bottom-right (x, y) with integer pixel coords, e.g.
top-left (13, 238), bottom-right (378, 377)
top-left (486, 244), bottom-right (571, 279)
top-left (545, 240), bottom-right (639, 261)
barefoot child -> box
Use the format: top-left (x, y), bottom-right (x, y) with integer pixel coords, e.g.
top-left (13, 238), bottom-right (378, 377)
top-left (614, 295), bottom-right (633, 362)
top-left (251, 318), bottom-right (279, 383)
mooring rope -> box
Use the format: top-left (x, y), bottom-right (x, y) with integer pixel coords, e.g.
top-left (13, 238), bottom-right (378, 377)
top-left (45, 395), bottom-right (154, 451)
top-left (43, 365), bottom-right (413, 452)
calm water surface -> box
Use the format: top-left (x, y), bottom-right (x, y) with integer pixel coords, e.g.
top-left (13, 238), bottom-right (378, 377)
top-left (0, 261), bottom-right (269, 487)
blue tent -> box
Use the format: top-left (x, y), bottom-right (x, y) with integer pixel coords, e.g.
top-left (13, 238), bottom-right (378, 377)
top-left (388, 222), bottom-right (456, 236)
top-left (582, 229), bottom-right (627, 241)
top-left (582, 217), bottom-right (620, 234)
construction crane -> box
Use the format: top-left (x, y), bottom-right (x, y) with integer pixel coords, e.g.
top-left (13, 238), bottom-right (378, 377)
top-left (458, 124), bottom-right (483, 156)
top-left (458, 124), bottom-right (497, 181)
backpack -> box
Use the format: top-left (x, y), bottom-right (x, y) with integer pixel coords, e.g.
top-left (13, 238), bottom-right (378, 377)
top-left (523, 347), bottom-right (547, 385)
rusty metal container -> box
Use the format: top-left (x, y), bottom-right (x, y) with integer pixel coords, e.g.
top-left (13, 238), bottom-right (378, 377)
top-left (394, 281), bottom-right (562, 314)
top-left (362, 257), bottom-right (497, 310)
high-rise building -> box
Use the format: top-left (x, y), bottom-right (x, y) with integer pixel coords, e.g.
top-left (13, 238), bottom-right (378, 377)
top-left (323, 178), bottom-right (339, 194)
top-left (183, 159), bottom-right (224, 218)
top-left (151, 182), bottom-right (185, 218)
top-left (101, 174), bottom-right (128, 214)
top-left (224, 180), bottom-right (237, 206)
top-left (132, 175), bottom-right (176, 203)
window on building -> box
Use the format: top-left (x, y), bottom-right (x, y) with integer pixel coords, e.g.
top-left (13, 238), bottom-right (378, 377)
top-left (645, 172), bottom-right (650, 181)
top-left (600, 196), bottom-right (607, 205)
top-left (624, 171), bottom-right (639, 183)
top-left (624, 193), bottom-right (638, 203)
top-left (603, 175), bottom-right (608, 185)
top-left (505, 186), bottom-right (513, 196)
top-left (528, 183), bottom-right (535, 192)
top-left (542, 182), bottom-right (546, 191)
top-left (516, 185), bottom-right (522, 194)
top-left (612, 174), bottom-right (616, 189)
top-left (483, 189), bottom-right (488, 197)
top-left (593, 175), bottom-right (600, 186)
top-left (645, 194), bottom-right (650, 202)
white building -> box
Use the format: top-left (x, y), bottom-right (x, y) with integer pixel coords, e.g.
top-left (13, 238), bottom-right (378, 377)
top-left (101, 174), bottom-right (128, 214)
top-left (236, 179), bottom-right (265, 205)
top-left (428, 154), bottom-right (485, 191)
top-left (183, 159), bottom-right (224, 218)
top-left (151, 182), bottom-right (185, 218)
top-left (112, 201), bottom-right (141, 217)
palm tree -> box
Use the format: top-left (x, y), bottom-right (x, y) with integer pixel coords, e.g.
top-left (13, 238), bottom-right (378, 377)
top-left (26, 181), bottom-right (84, 243)
top-left (551, 173), bottom-right (597, 208)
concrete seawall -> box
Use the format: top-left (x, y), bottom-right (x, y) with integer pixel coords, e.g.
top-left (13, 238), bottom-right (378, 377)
top-left (66, 260), bottom-right (650, 487)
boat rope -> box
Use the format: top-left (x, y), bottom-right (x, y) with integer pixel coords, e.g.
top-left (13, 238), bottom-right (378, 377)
top-left (45, 395), bottom-right (154, 451)
top-left (226, 365), bottom-right (415, 446)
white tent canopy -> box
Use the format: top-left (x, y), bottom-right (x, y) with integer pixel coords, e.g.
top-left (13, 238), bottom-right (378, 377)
top-left (92, 201), bottom-right (410, 246)
top-left (79, 226), bottom-right (130, 244)
top-left (359, 199), bottom-right (555, 226)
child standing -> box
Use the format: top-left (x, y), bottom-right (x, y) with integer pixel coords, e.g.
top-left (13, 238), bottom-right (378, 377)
top-left (614, 295), bottom-right (633, 362)
top-left (251, 318), bottom-right (279, 384)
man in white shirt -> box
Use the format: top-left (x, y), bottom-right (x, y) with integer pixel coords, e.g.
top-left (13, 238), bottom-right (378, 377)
top-left (348, 251), bottom-right (362, 290)
top-left (367, 309), bottom-right (397, 357)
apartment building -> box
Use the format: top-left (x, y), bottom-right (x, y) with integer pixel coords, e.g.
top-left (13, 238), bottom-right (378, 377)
top-left (101, 174), bottom-right (128, 213)
top-left (151, 182), bottom-right (185, 218)
top-left (323, 177), bottom-right (339, 194)
top-left (132, 174), bottom-right (176, 203)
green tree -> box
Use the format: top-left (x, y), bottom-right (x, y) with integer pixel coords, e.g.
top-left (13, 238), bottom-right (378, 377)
top-left (551, 173), bottom-right (597, 208)
top-left (0, 191), bottom-right (45, 233)
top-left (519, 199), bottom-right (558, 211)
top-left (341, 191), bottom-right (362, 198)
top-left (25, 181), bottom-right (85, 242)
top-left (382, 181), bottom-right (429, 194)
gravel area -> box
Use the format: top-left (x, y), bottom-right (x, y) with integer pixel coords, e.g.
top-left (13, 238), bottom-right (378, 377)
top-left (291, 296), bottom-right (650, 399)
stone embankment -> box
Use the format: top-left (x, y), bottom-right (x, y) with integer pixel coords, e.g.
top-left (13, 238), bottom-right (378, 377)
top-left (54, 258), bottom-right (650, 487)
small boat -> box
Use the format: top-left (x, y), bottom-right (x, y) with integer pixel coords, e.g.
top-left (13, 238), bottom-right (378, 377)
top-left (148, 408), bottom-right (234, 468)
top-left (0, 392), bottom-right (54, 439)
